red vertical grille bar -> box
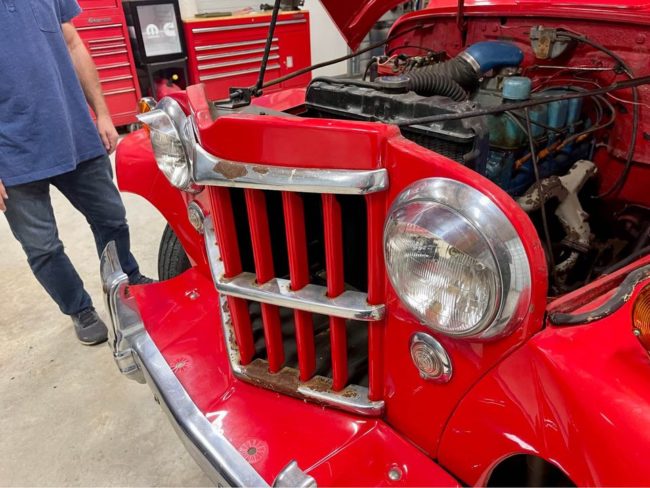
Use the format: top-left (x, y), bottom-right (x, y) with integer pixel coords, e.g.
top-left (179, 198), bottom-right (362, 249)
top-left (209, 187), bottom-right (255, 365)
top-left (282, 192), bottom-right (316, 381)
top-left (366, 193), bottom-right (386, 401)
top-left (322, 194), bottom-right (348, 391)
top-left (244, 189), bottom-right (285, 373)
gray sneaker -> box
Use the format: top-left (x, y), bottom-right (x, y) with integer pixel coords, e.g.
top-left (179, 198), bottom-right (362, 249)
top-left (71, 307), bottom-right (108, 346)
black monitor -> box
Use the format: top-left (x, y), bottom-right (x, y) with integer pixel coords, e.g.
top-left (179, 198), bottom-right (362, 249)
top-left (123, 0), bottom-right (186, 65)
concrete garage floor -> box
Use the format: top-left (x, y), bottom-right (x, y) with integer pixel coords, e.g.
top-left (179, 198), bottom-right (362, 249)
top-left (0, 151), bottom-right (211, 486)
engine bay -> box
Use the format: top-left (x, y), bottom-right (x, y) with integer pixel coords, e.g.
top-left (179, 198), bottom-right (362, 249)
top-left (302, 20), bottom-right (650, 296)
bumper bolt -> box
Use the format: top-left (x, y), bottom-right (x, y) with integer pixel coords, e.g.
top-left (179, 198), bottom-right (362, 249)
top-left (388, 467), bottom-right (403, 481)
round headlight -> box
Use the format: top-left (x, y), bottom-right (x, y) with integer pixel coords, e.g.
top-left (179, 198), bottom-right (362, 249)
top-left (137, 97), bottom-right (196, 191)
top-left (384, 178), bottom-right (531, 339)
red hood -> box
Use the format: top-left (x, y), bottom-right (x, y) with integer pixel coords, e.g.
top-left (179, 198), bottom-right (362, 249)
top-left (319, 0), bottom-right (408, 50)
top-left (320, 0), bottom-right (650, 50)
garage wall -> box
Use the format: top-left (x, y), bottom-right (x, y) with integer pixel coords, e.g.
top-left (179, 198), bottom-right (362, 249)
top-left (177, 0), bottom-right (348, 77)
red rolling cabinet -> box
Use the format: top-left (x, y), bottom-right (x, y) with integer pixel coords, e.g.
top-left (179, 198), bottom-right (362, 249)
top-left (183, 11), bottom-right (312, 101)
top-left (73, 0), bottom-right (141, 127)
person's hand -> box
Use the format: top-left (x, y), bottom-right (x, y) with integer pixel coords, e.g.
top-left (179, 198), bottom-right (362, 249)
top-left (97, 114), bottom-right (119, 155)
top-left (0, 179), bottom-right (8, 213)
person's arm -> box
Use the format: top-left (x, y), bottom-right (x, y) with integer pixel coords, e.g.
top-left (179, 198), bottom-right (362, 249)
top-left (61, 22), bottom-right (119, 154)
top-left (0, 180), bottom-right (7, 212)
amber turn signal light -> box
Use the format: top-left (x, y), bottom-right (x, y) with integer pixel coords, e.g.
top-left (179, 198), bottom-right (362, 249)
top-left (632, 284), bottom-right (650, 352)
top-left (138, 97), bottom-right (156, 114)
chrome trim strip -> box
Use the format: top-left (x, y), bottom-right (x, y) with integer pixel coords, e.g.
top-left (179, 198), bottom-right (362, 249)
top-left (192, 19), bottom-right (306, 34)
top-left (193, 145), bottom-right (389, 195)
top-left (203, 218), bottom-right (385, 417)
top-left (273, 461), bottom-right (317, 488)
top-left (197, 46), bottom-right (278, 61)
top-left (100, 242), bottom-right (271, 487)
top-left (195, 37), bottom-right (277, 52)
top-left (199, 65), bottom-right (280, 82)
top-left (198, 54), bottom-right (280, 71)
top-left (76, 23), bottom-right (123, 31)
top-left (215, 272), bottom-right (384, 321)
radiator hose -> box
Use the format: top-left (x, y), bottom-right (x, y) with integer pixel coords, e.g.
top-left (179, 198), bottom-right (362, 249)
top-left (406, 41), bottom-right (524, 100)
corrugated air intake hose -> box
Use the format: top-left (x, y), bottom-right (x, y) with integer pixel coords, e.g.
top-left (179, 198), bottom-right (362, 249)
top-left (406, 41), bottom-right (524, 100)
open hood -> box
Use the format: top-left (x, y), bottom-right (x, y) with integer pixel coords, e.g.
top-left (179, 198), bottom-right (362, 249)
top-left (319, 0), bottom-right (412, 50)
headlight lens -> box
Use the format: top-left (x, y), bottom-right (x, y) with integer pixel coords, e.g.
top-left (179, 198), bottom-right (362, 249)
top-left (137, 97), bottom-right (196, 191)
top-left (384, 178), bottom-right (531, 339)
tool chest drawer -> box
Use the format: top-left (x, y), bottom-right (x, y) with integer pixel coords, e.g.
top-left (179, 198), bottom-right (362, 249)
top-left (78, 0), bottom-right (119, 9)
top-left (73, 4), bottom-right (141, 127)
top-left (184, 11), bottom-right (311, 101)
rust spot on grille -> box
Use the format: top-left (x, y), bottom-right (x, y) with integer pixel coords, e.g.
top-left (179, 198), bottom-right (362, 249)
top-left (305, 376), bottom-right (332, 392)
top-left (252, 166), bottom-right (269, 175)
top-left (213, 160), bottom-right (247, 180)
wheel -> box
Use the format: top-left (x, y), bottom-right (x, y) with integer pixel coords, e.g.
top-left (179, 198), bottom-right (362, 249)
top-left (158, 224), bottom-right (191, 280)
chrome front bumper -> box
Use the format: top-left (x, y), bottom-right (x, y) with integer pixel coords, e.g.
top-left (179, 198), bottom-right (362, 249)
top-left (100, 242), bottom-right (315, 487)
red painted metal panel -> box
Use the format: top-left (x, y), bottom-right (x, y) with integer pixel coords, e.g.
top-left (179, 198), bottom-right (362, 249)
top-left (282, 192), bottom-right (316, 380)
top-left (365, 194), bottom-right (386, 401)
top-left (209, 187), bottom-right (255, 365)
top-left (380, 136), bottom-right (548, 458)
top-left (439, 280), bottom-right (650, 486)
top-left (198, 114), bottom-right (401, 170)
top-left (244, 190), bottom-right (285, 372)
top-left (322, 195), bottom-right (348, 391)
top-left (132, 269), bottom-right (460, 486)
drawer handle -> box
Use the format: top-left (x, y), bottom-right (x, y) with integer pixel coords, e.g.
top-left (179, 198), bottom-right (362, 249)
top-left (100, 75), bottom-right (134, 83)
top-left (90, 43), bottom-right (127, 51)
top-left (88, 36), bottom-right (124, 44)
top-left (192, 18), bottom-right (306, 34)
top-left (76, 23), bottom-right (123, 31)
top-left (194, 37), bottom-right (277, 52)
top-left (199, 64), bottom-right (280, 82)
top-left (104, 87), bottom-right (136, 96)
top-left (197, 46), bottom-right (278, 61)
top-left (96, 62), bottom-right (130, 70)
top-left (91, 50), bottom-right (128, 57)
top-left (198, 54), bottom-right (279, 71)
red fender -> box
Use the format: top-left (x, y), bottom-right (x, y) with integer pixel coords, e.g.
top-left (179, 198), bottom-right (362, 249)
top-left (115, 130), bottom-right (207, 269)
top-left (438, 271), bottom-right (650, 486)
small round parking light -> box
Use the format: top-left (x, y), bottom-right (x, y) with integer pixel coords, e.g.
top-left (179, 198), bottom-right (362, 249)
top-left (410, 333), bottom-right (452, 383)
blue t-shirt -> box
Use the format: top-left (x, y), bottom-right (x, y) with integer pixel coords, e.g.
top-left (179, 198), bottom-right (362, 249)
top-left (0, 0), bottom-right (106, 187)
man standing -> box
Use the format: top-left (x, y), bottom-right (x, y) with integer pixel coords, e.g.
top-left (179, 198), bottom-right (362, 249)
top-left (0, 0), bottom-right (151, 345)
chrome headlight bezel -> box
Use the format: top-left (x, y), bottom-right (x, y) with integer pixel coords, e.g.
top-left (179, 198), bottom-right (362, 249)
top-left (384, 178), bottom-right (532, 340)
top-left (137, 97), bottom-right (198, 192)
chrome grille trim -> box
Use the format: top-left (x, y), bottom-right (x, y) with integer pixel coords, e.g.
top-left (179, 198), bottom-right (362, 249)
top-left (193, 145), bottom-right (388, 195)
top-left (204, 217), bottom-right (385, 417)
top-left (215, 272), bottom-right (384, 321)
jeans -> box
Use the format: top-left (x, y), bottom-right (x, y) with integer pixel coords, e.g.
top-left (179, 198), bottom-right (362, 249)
top-left (4, 154), bottom-right (140, 315)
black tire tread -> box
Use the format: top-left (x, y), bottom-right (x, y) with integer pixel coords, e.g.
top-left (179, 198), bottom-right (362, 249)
top-left (158, 224), bottom-right (191, 281)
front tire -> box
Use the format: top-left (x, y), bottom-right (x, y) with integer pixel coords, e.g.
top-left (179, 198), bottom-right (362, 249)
top-left (158, 224), bottom-right (191, 280)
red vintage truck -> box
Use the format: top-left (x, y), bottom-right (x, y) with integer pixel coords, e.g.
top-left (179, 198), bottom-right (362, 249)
top-left (101, 0), bottom-right (650, 485)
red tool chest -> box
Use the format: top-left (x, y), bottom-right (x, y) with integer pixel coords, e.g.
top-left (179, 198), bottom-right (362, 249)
top-left (183, 11), bottom-right (312, 101)
top-left (73, 0), bottom-right (141, 127)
